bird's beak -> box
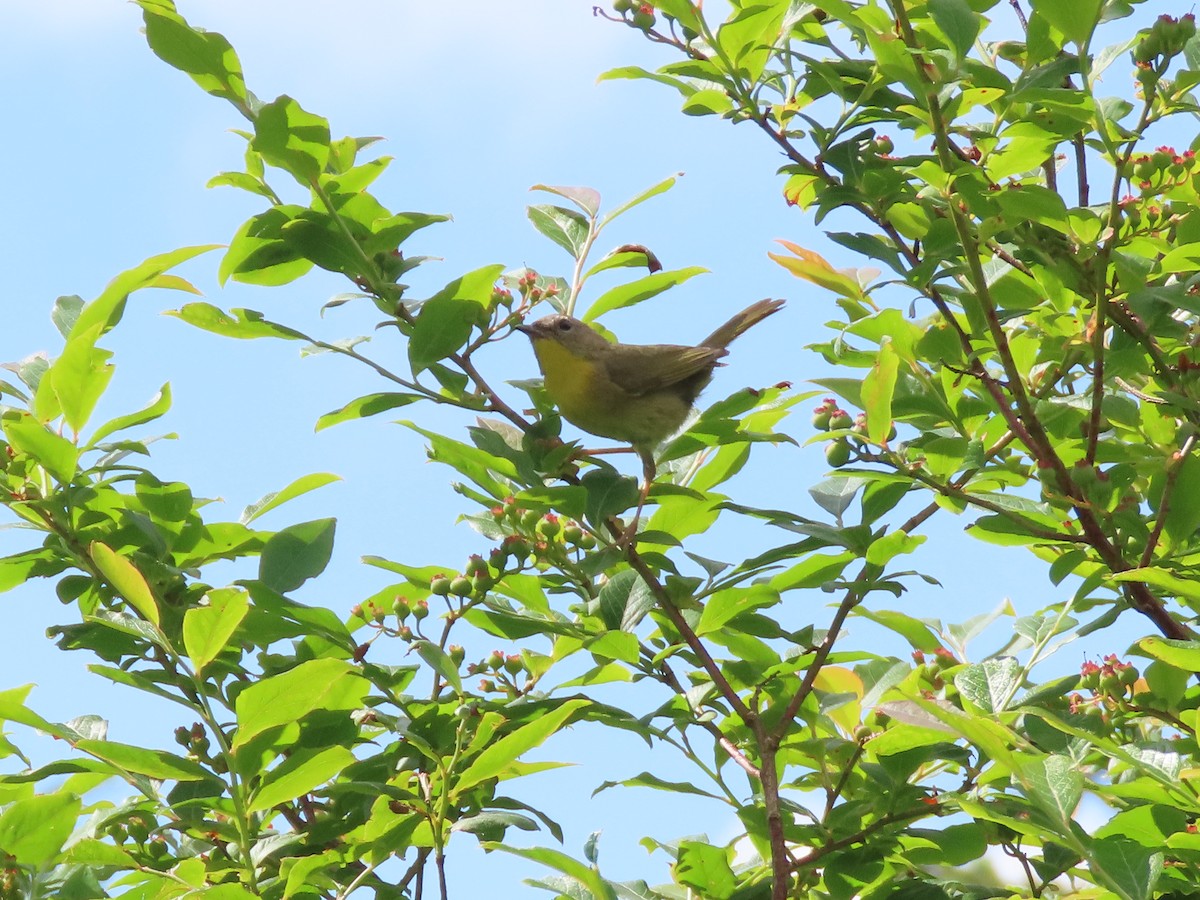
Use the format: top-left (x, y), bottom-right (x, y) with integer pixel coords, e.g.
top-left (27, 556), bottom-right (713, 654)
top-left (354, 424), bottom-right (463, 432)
top-left (515, 323), bottom-right (535, 337)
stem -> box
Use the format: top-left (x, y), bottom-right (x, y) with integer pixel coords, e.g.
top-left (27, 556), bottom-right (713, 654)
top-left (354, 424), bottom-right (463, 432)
top-left (1140, 433), bottom-right (1198, 566)
top-left (623, 546), bottom-right (756, 724)
top-left (757, 743), bottom-right (793, 900)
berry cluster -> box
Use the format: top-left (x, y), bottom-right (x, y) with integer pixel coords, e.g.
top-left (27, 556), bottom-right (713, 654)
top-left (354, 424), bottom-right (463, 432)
top-left (812, 397), bottom-right (892, 467)
top-left (612, 0), bottom-right (656, 31)
top-left (912, 648), bottom-right (960, 696)
top-left (1134, 14), bottom-right (1196, 67)
top-left (465, 648), bottom-right (533, 697)
top-left (1069, 655), bottom-right (1143, 733)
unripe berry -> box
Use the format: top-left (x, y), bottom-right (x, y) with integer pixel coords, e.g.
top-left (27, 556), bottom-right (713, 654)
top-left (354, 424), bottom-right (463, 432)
top-left (811, 398), bottom-right (837, 429)
top-left (429, 575), bottom-right (452, 596)
top-left (449, 576), bottom-right (473, 597)
top-left (536, 514), bottom-right (562, 539)
top-left (412, 599), bottom-right (430, 621)
top-left (504, 654), bottom-right (524, 675)
top-left (393, 596), bottom-right (411, 619)
top-left (488, 545), bottom-right (508, 570)
top-left (503, 534), bottom-right (531, 559)
top-left (825, 440), bottom-right (851, 467)
top-left (465, 554), bottom-right (488, 577)
top-left (828, 409), bottom-right (854, 431)
top-left (632, 4), bottom-right (655, 29)
top-left (448, 645), bottom-right (466, 665)
top-left (487, 649), bottom-right (505, 669)
top-left (563, 521), bottom-right (585, 544)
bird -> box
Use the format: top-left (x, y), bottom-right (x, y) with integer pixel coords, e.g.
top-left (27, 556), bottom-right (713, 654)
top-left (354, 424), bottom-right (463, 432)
top-left (516, 298), bottom-right (785, 539)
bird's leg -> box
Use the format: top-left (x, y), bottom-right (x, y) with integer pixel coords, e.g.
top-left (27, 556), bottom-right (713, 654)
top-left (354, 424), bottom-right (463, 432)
top-left (617, 448), bottom-right (658, 546)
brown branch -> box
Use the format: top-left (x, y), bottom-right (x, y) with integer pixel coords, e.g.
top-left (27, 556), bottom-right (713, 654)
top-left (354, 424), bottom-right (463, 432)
top-left (1073, 132), bottom-right (1089, 206)
top-left (758, 744), bottom-right (794, 900)
top-left (1140, 434), bottom-right (1198, 567)
top-left (792, 805), bottom-right (936, 872)
top-left (777, 576), bottom-right (868, 732)
top-left (624, 546), bottom-right (757, 724)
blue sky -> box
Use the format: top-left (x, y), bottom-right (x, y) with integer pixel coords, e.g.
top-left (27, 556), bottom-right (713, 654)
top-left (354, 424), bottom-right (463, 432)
top-left (1, 0), bottom-right (1194, 893)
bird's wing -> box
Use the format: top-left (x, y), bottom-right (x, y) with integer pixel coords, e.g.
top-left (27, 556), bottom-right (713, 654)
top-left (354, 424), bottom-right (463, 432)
top-left (603, 344), bottom-right (726, 396)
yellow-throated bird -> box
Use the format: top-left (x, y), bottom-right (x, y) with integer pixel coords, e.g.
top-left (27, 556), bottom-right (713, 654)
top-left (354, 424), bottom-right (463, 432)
top-left (517, 298), bottom-right (785, 537)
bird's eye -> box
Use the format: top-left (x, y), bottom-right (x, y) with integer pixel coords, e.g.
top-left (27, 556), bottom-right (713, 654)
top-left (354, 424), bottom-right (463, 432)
top-left (557, 319), bottom-right (572, 332)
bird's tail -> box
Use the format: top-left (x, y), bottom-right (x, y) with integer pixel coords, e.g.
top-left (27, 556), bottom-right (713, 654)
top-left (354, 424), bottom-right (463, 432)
top-left (701, 298), bottom-right (785, 349)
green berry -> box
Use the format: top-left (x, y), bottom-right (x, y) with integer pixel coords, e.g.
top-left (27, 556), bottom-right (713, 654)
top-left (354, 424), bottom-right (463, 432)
top-left (429, 575), bottom-right (452, 596)
top-left (825, 440), bottom-right (851, 467)
top-left (828, 409), bottom-right (854, 431)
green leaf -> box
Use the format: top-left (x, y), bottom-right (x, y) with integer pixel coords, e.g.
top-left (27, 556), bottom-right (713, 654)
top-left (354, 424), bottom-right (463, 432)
top-left (483, 843), bottom-right (618, 900)
top-left (241, 473), bottom-right (342, 524)
top-left (48, 325), bottom-right (113, 434)
top-left (74, 739), bottom-right (215, 781)
top-left (408, 298), bottom-right (477, 374)
top-left (1030, 0), bottom-right (1101, 47)
top-left (455, 698), bottom-right (590, 794)
top-left (674, 841), bottom-right (736, 900)
top-left (1163, 455), bottom-right (1200, 547)
top-left (582, 267), bottom-right (708, 322)
top-left (0, 793), bottom-right (81, 864)
top-left (248, 746), bottom-right (355, 813)
top-left (0, 685), bottom-right (72, 738)
top-left (51, 295), bottom-right (84, 338)
top-left (89, 543), bottom-right (160, 627)
top-left (865, 530), bottom-right (925, 567)
top-left (929, 0), bottom-right (981, 60)
top-left (861, 338), bottom-right (899, 443)
top-left (234, 658), bottom-right (370, 748)
top-left (258, 518), bottom-right (336, 593)
top-left (85, 384), bottom-right (172, 449)
top-left (138, 0), bottom-right (248, 106)
top-left (73, 245), bottom-right (219, 339)
top-left (315, 392), bottom-right (423, 431)
top-left (453, 810), bottom-right (539, 841)
top-left (582, 469), bottom-right (640, 524)
top-left (0, 549), bottom-right (65, 594)
top-left (183, 588), bottom-right (250, 674)
top-left (252, 95), bottom-right (330, 182)
top-left (681, 89), bottom-right (733, 117)
top-left (1089, 836), bottom-right (1161, 900)
top-left (218, 207), bottom-right (314, 286)
top-left (594, 771), bottom-right (721, 801)
top-left (530, 183), bottom-right (600, 218)
top-left (1133, 636), bottom-right (1200, 670)
top-left (1113, 569), bottom-right (1200, 603)
top-left (696, 583), bottom-right (778, 635)
top-left (1, 410), bottom-right (79, 483)
top-left (600, 173), bottom-right (680, 227)
top-left (527, 204), bottom-right (590, 258)
top-left (1020, 753), bottom-right (1082, 825)
top-left (597, 570), bottom-right (654, 632)
top-left (167, 303), bottom-right (308, 340)
top-left (414, 640), bottom-right (463, 694)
